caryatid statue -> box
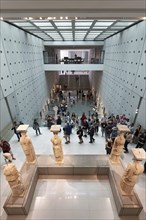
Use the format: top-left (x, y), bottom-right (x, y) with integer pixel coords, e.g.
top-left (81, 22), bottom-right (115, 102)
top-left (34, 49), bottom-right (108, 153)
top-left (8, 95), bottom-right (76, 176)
top-left (110, 125), bottom-right (130, 163)
top-left (120, 148), bottom-right (145, 195)
top-left (17, 125), bottom-right (36, 164)
top-left (3, 163), bottom-right (25, 196)
top-left (50, 125), bottom-right (64, 164)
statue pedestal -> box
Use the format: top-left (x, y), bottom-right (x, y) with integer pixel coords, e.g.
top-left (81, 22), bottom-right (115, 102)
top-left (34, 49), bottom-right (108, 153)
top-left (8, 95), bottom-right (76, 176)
top-left (3, 155), bottom-right (143, 216)
top-left (3, 162), bottom-right (38, 215)
top-left (109, 159), bottom-right (143, 216)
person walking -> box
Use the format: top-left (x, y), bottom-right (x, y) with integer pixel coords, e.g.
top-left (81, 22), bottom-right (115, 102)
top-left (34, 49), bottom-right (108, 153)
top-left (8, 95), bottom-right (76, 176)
top-left (105, 138), bottom-right (112, 155)
top-left (101, 121), bottom-right (107, 137)
top-left (77, 126), bottom-right (84, 144)
top-left (124, 131), bottom-right (133, 153)
top-left (11, 121), bottom-right (21, 141)
top-left (133, 125), bottom-right (141, 144)
top-left (82, 119), bottom-right (89, 137)
top-left (63, 122), bottom-right (72, 144)
top-left (135, 131), bottom-right (146, 148)
top-left (33, 119), bottom-right (42, 136)
top-left (88, 124), bottom-right (95, 143)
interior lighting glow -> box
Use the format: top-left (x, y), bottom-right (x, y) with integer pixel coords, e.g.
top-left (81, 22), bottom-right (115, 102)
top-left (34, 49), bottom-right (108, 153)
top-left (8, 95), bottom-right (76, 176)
top-left (53, 17), bottom-right (56, 19)
top-left (47, 17), bottom-right (52, 20)
top-left (65, 17), bottom-right (68, 19)
top-left (39, 17), bottom-right (42, 20)
top-left (0, 17), bottom-right (3, 20)
top-left (28, 17), bottom-right (33, 20)
top-left (60, 16), bottom-right (63, 20)
top-left (75, 17), bottom-right (78, 20)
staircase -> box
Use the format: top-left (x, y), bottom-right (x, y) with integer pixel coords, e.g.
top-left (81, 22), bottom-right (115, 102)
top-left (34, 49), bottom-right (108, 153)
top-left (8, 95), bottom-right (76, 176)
top-left (58, 75), bottom-right (90, 90)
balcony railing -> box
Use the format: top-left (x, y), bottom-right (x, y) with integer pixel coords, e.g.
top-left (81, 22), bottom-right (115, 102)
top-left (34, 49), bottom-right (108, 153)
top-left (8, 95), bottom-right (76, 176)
top-left (43, 51), bottom-right (105, 65)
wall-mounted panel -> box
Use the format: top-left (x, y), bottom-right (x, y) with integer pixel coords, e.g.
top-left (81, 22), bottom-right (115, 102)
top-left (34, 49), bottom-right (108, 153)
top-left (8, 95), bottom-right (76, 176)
top-left (101, 20), bottom-right (146, 128)
top-left (136, 98), bottom-right (146, 128)
top-left (0, 21), bottom-right (52, 137)
top-left (0, 98), bottom-right (11, 129)
top-left (0, 40), bottom-right (14, 97)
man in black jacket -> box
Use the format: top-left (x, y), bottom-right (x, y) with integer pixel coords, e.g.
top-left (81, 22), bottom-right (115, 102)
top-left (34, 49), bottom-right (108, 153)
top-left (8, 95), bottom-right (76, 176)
top-left (88, 124), bottom-right (95, 143)
top-left (77, 126), bottom-right (83, 144)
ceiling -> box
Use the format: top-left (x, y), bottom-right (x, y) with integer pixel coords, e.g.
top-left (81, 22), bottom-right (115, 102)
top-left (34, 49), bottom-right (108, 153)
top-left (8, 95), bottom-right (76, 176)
top-left (7, 19), bottom-right (140, 41)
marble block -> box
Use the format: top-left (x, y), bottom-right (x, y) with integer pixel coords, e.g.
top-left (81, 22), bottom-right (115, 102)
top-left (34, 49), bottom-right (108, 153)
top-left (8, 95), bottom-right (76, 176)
top-left (50, 125), bottom-right (61, 132)
top-left (131, 148), bottom-right (146, 161)
top-left (17, 124), bottom-right (29, 132)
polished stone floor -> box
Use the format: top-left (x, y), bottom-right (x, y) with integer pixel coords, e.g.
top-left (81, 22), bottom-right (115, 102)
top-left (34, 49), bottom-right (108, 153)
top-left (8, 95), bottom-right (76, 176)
top-left (0, 98), bottom-right (146, 220)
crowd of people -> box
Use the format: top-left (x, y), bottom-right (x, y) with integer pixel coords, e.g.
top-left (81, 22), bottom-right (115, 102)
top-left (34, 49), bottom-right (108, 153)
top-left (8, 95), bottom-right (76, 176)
top-left (1, 91), bottom-right (146, 172)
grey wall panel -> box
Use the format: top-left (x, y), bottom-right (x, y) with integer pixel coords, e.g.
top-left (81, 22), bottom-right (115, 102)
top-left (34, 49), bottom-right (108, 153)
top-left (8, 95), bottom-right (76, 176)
top-left (136, 99), bottom-right (146, 128)
top-left (0, 85), bottom-right (4, 100)
top-left (0, 98), bottom-right (11, 131)
top-left (132, 37), bottom-right (146, 97)
top-left (6, 92), bottom-right (18, 120)
top-left (143, 89), bottom-right (146, 100)
top-left (0, 21), bottom-right (50, 135)
top-left (0, 39), bottom-right (14, 97)
top-left (101, 20), bottom-right (146, 128)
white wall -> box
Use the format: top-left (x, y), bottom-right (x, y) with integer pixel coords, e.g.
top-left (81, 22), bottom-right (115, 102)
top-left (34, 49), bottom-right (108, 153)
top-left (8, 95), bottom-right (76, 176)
top-left (100, 20), bottom-right (146, 128)
top-left (0, 21), bottom-right (49, 137)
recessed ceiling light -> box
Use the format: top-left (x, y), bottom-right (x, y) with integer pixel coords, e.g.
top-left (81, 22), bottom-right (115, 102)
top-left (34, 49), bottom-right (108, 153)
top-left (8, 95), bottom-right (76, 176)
top-left (24, 17), bottom-right (28, 20)
top-left (53, 17), bottom-right (56, 19)
top-left (75, 17), bottom-right (78, 20)
top-left (0, 17), bottom-right (3, 20)
top-left (65, 16), bottom-right (68, 20)
top-left (142, 17), bottom-right (146, 20)
top-left (60, 16), bottom-right (63, 20)
top-left (47, 17), bottom-right (52, 20)
top-left (29, 17), bottom-right (33, 20)
top-left (39, 17), bottom-right (42, 20)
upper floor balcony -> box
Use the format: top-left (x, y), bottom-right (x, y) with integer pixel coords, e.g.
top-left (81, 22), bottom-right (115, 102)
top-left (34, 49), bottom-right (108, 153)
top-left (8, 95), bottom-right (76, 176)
top-left (43, 51), bottom-right (104, 71)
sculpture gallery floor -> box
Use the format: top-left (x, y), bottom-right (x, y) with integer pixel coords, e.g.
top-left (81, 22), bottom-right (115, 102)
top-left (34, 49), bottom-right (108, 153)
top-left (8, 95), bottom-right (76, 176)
top-left (0, 126), bottom-right (146, 220)
top-left (0, 99), bottom-right (146, 220)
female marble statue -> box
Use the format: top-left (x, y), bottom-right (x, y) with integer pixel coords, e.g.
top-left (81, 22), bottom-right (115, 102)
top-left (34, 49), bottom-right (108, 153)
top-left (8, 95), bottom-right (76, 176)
top-left (3, 163), bottom-right (25, 196)
top-left (51, 132), bottom-right (64, 163)
top-left (20, 131), bottom-right (36, 164)
top-left (110, 131), bottom-right (125, 163)
top-left (120, 159), bottom-right (144, 195)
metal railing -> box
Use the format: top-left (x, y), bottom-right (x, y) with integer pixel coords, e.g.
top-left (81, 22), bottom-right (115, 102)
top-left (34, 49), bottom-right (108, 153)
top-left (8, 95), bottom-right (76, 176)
top-left (43, 51), bottom-right (105, 64)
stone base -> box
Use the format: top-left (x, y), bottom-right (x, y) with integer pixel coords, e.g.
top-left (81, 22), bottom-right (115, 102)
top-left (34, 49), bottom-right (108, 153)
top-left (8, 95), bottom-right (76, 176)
top-left (109, 159), bottom-right (143, 216)
top-left (3, 155), bottom-right (143, 216)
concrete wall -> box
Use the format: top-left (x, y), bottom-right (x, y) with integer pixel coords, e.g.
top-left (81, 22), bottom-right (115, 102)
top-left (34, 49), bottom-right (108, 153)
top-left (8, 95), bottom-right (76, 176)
top-left (100, 20), bottom-right (146, 128)
top-left (0, 21), bottom-right (49, 139)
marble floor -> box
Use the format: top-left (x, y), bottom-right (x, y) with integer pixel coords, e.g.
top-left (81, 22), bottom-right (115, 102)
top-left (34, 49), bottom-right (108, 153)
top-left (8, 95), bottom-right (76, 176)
top-left (0, 99), bottom-right (146, 220)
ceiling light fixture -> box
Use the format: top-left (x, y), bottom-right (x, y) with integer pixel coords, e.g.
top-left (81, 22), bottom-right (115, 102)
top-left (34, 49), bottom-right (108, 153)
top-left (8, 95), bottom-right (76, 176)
top-left (0, 17), bottom-right (3, 20)
top-left (60, 16), bottom-right (63, 20)
top-left (65, 16), bottom-right (68, 20)
top-left (39, 17), bottom-right (42, 20)
top-left (47, 17), bottom-right (52, 20)
top-left (24, 17), bottom-right (28, 20)
top-left (28, 17), bottom-right (33, 20)
top-left (53, 17), bottom-right (56, 19)
top-left (75, 17), bottom-right (78, 20)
